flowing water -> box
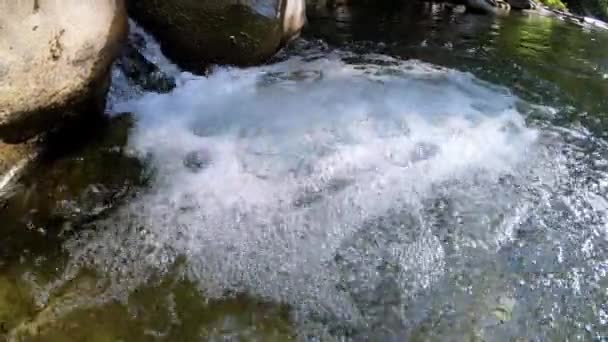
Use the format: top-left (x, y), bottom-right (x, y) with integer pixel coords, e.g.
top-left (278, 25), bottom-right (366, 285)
top-left (2, 3), bottom-right (608, 341)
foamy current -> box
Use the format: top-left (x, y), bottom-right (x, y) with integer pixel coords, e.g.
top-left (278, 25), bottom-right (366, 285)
top-left (62, 37), bottom-right (608, 340)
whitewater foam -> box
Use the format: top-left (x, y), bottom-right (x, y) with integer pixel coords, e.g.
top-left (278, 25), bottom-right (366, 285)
top-left (66, 44), bottom-right (577, 337)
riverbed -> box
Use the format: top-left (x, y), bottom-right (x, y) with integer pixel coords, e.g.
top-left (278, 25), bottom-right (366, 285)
top-left (1, 3), bottom-right (608, 341)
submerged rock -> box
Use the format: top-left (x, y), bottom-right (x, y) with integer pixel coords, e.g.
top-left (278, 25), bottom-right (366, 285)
top-left (0, 276), bottom-right (33, 337)
top-left (7, 274), bottom-right (295, 341)
top-left (0, 142), bottom-right (37, 197)
top-left (466, 0), bottom-right (512, 14)
top-left (505, 0), bottom-right (538, 9)
top-left (183, 149), bottom-right (213, 173)
top-left (7, 271), bottom-right (107, 341)
top-left (0, 0), bottom-right (128, 143)
top-left (127, 0), bottom-right (306, 73)
top-left (117, 43), bottom-right (177, 94)
top-left (0, 114), bottom-right (146, 263)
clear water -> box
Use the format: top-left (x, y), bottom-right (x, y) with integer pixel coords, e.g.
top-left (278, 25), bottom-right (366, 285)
top-left (1, 4), bottom-right (608, 341)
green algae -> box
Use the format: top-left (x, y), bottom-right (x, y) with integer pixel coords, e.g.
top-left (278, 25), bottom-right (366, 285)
top-left (6, 271), bottom-right (296, 341)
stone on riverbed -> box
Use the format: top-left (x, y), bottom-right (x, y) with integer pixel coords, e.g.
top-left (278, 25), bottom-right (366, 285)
top-left (115, 26), bottom-right (179, 94)
top-left (117, 42), bottom-right (177, 94)
top-left (0, 142), bottom-right (37, 197)
top-left (505, 0), bottom-right (538, 10)
top-left (6, 272), bottom-right (295, 341)
top-left (0, 114), bottom-right (146, 264)
top-left (183, 149), bottom-right (213, 173)
top-left (126, 0), bottom-right (306, 73)
top-left (466, 0), bottom-right (511, 14)
top-left (0, 0), bottom-right (128, 143)
top-left (0, 276), bottom-right (32, 337)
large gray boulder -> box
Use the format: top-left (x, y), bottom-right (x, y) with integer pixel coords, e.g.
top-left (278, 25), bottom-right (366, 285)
top-left (127, 0), bottom-right (306, 73)
top-left (0, 0), bottom-right (128, 143)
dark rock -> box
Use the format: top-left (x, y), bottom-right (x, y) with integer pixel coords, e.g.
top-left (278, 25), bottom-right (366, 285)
top-left (466, 0), bottom-right (511, 14)
top-left (183, 149), bottom-right (213, 173)
top-left (0, 142), bottom-right (37, 196)
top-left (117, 43), bottom-right (176, 93)
top-left (0, 114), bottom-right (146, 263)
top-left (126, 0), bottom-right (306, 73)
top-left (564, 0), bottom-right (608, 20)
top-left (307, 0), bottom-right (409, 9)
top-left (506, 0), bottom-right (538, 9)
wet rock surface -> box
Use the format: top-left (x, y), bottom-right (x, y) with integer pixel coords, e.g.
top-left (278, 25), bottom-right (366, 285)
top-left (0, 0), bottom-right (128, 143)
top-left (117, 35), bottom-right (177, 94)
top-left (0, 142), bottom-right (37, 197)
top-left (127, 0), bottom-right (305, 73)
top-left (0, 114), bottom-right (146, 264)
top-left (466, 0), bottom-right (512, 14)
top-left (4, 273), bottom-right (295, 342)
top-left (0, 276), bottom-right (33, 337)
top-left (506, 0), bottom-right (538, 9)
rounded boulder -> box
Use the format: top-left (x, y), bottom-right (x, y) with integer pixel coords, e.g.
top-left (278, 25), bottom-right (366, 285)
top-left (127, 0), bottom-right (306, 73)
top-left (0, 0), bottom-right (128, 143)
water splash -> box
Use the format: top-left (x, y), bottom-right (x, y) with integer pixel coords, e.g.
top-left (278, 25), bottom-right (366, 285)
top-left (60, 40), bottom-right (608, 339)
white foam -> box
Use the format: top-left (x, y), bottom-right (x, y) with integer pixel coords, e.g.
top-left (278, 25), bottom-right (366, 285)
top-left (72, 51), bottom-right (546, 331)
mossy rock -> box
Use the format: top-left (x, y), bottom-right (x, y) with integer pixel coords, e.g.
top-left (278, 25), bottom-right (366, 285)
top-left (9, 275), bottom-right (296, 341)
top-left (126, 0), bottom-right (304, 73)
top-left (0, 114), bottom-right (147, 264)
top-left (117, 43), bottom-right (176, 94)
top-left (0, 276), bottom-right (34, 336)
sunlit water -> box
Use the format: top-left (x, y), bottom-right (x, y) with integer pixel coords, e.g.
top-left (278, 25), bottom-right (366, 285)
top-left (2, 5), bottom-right (608, 341)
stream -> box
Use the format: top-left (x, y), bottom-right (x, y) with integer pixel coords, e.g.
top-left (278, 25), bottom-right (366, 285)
top-left (1, 3), bottom-right (608, 341)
